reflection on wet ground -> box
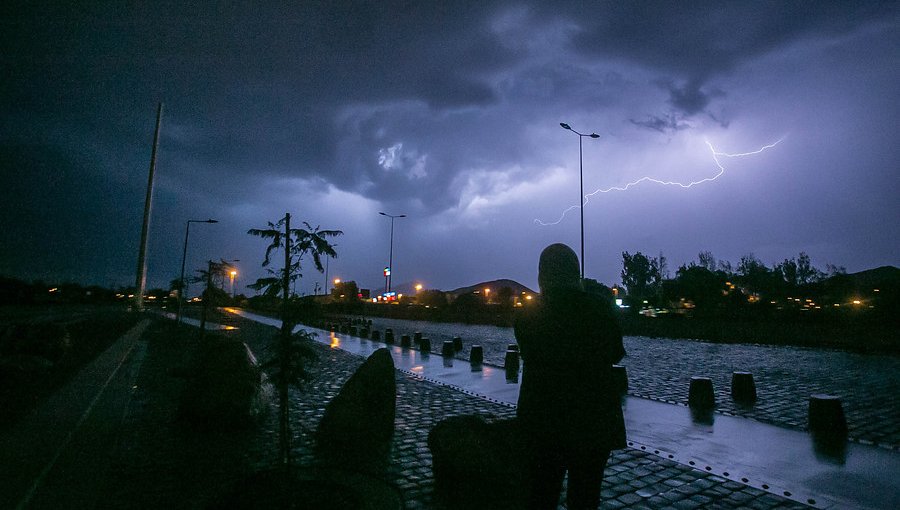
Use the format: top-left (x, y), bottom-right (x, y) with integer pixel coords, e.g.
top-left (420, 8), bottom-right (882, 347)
top-left (225, 308), bottom-right (900, 510)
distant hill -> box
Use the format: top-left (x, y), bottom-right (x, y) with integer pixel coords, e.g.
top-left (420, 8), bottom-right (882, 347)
top-left (447, 279), bottom-right (536, 297)
top-left (841, 266), bottom-right (899, 288)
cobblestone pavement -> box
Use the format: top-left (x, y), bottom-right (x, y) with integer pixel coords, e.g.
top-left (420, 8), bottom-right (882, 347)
top-left (358, 316), bottom-right (900, 449)
top-left (105, 313), bottom-right (810, 509)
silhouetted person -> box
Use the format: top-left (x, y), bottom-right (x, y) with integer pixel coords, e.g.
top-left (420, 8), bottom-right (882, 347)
top-left (515, 243), bottom-right (626, 510)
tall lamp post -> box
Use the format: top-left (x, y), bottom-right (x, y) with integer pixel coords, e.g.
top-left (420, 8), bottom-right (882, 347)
top-left (379, 212), bottom-right (406, 297)
top-left (560, 122), bottom-right (599, 279)
top-left (176, 218), bottom-right (218, 325)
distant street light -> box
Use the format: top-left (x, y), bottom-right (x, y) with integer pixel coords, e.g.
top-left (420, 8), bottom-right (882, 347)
top-left (230, 269), bottom-right (237, 298)
top-left (379, 212), bottom-right (406, 296)
top-left (177, 218), bottom-right (218, 325)
top-left (560, 122), bottom-right (600, 279)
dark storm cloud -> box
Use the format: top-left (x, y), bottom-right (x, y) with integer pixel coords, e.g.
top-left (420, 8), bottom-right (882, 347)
top-left (0, 143), bottom-right (138, 284)
top-left (629, 112), bottom-right (692, 133)
top-left (563, 1), bottom-right (896, 116)
top-left (2, 1), bottom-right (897, 289)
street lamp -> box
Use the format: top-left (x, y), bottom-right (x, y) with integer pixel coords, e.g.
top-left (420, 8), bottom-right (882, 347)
top-left (229, 270), bottom-right (237, 298)
top-left (560, 122), bottom-right (600, 279)
top-left (379, 212), bottom-right (406, 295)
top-left (177, 218), bottom-right (218, 325)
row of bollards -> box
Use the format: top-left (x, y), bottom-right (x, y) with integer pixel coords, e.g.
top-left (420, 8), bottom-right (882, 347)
top-left (327, 318), bottom-right (522, 376)
top-left (687, 372), bottom-right (848, 439)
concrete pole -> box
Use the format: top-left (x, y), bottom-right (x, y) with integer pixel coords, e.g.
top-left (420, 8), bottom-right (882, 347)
top-left (134, 102), bottom-right (163, 311)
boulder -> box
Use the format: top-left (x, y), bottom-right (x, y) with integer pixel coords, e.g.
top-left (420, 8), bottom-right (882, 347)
top-left (428, 415), bottom-right (527, 509)
top-left (316, 348), bottom-right (396, 469)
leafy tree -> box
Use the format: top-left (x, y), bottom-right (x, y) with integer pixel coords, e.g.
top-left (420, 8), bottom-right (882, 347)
top-left (417, 289), bottom-right (448, 308)
top-left (698, 251), bottom-right (717, 272)
top-left (621, 251), bottom-right (660, 306)
top-left (673, 264), bottom-right (724, 311)
top-left (825, 263), bottom-right (847, 277)
top-left (736, 254), bottom-right (783, 299)
top-left (247, 213), bottom-right (341, 470)
top-left (331, 280), bottom-right (359, 300)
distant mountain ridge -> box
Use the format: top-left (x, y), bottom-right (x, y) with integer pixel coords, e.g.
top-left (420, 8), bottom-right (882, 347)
top-left (447, 279), bottom-right (536, 297)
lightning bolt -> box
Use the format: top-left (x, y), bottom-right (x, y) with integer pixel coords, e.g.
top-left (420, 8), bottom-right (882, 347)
top-left (534, 137), bottom-right (784, 226)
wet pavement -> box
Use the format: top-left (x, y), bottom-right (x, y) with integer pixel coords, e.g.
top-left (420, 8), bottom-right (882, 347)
top-left (225, 308), bottom-right (900, 509)
top-left (332, 315), bottom-right (900, 449)
top-left (6, 308), bottom-right (892, 508)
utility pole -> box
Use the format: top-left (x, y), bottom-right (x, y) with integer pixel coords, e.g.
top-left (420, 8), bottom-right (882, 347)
top-left (134, 102), bottom-right (163, 311)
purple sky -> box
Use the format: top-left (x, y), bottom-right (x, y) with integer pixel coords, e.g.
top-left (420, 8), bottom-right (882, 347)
top-left (2, 1), bottom-right (897, 295)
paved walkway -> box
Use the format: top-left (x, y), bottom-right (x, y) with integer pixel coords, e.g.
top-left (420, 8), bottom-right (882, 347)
top-left (2, 310), bottom-right (857, 508)
top-left (347, 315), bottom-right (900, 449)
top-left (0, 319), bottom-right (149, 510)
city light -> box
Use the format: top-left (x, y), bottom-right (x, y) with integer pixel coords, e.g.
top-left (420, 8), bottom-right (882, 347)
top-left (334, 278), bottom-right (341, 285)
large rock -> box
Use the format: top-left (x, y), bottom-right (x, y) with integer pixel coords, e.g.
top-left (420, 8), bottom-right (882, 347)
top-left (179, 336), bottom-right (265, 427)
top-left (428, 415), bottom-right (527, 509)
top-left (316, 348), bottom-right (396, 469)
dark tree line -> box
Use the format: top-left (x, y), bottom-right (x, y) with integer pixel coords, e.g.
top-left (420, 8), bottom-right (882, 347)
top-left (621, 250), bottom-right (853, 313)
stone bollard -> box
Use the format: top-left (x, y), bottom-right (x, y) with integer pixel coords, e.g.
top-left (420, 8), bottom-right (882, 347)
top-left (370, 330), bottom-right (381, 342)
top-left (688, 377), bottom-right (715, 409)
top-left (507, 343), bottom-right (519, 352)
top-left (505, 349), bottom-right (520, 373)
top-left (384, 329), bottom-right (395, 344)
top-left (442, 341), bottom-right (455, 357)
top-left (808, 394), bottom-right (848, 437)
top-left (470, 345), bottom-right (484, 366)
top-left (731, 371), bottom-right (757, 403)
top-left (360, 328), bottom-right (370, 339)
top-left (349, 326), bottom-right (358, 337)
top-left (612, 365), bottom-right (628, 395)
top-left (419, 337), bottom-right (431, 353)
top-left (414, 331), bottom-right (423, 344)
top-left (400, 335), bottom-right (412, 348)
top-left (453, 337), bottom-right (463, 352)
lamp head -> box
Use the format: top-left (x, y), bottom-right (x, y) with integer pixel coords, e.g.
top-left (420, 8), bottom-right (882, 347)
top-left (590, 133), bottom-right (600, 138)
top-left (206, 219), bottom-right (219, 223)
top-left (560, 123), bottom-right (571, 130)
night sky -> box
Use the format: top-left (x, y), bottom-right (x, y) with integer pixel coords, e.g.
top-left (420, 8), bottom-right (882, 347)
top-left (2, 1), bottom-right (897, 295)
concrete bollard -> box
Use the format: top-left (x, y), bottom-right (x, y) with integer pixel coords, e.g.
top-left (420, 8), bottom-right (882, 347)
top-left (507, 344), bottom-right (519, 352)
top-left (384, 330), bottom-right (394, 344)
top-left (505, 349), bottom-right (520, 373)
top-left (470, 345), bottom-right (484, 366)
top-left (414, 331), bottom-right (423, 344)
top-left (452, 337), bottom-right (463, 352)
top-left (349, 326), bottom-right (358, 337)
top-left (419, 337), bottom-right (431, 353)
top-left (731, 372), bottom-right (757, 403)
top-left (360, 328), bottom-right (369, 339)
top-left (808, 394), bottom-right (848, 437)
top-left (442, 341), bottom-right (455, 357)
top-left (612, 365), bottom-right (628, 395)
top-left (400, 335), bottom-right (412, 348)
top-left (370, 330), bottom-right (381, 341)
top-left (688, 377), bottom-right (715, 409)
